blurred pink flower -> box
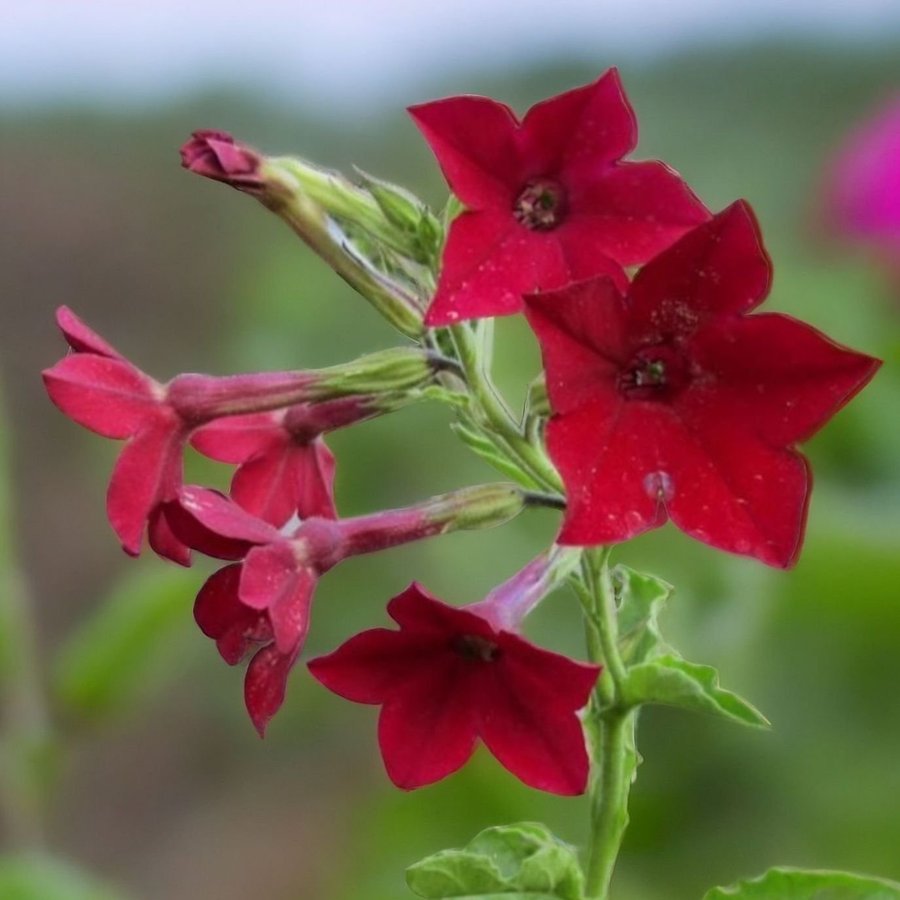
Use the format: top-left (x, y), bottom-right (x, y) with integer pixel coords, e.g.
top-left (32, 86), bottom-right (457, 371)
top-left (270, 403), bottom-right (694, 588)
top-left (826, 96), bottom-right (900, 253)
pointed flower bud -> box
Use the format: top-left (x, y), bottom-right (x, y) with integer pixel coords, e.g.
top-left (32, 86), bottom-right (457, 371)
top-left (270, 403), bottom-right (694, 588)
top-left (180, 130), bottom-right (431, 338)
top-left (308, 553), bottom-right (600, 795)
top-left (180, 130), bottom-right (264, 196)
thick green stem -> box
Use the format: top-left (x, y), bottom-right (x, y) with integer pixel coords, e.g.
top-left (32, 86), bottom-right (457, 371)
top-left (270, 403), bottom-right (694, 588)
top-left (587, 708), bottom-right (634, 899)
top-left (577, 547), bottom-right (637, 900)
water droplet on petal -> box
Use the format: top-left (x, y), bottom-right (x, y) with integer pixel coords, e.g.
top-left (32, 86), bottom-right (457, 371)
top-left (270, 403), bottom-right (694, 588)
top-left (643, 470), bottom-right (674, 503)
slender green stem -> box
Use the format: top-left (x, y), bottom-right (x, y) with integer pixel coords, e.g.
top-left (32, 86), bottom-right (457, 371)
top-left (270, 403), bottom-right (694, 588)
top-left (577, 547), bottom-right (637, 900)
top-left (449, 323), bottom-right (563, 494)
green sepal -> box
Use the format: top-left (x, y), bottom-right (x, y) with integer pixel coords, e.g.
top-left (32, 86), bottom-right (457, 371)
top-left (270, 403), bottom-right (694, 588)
top-left (440, 194), bottom-right (465, 233)
top-left (0, 855), bottom-right (127, 900)
top-left (614, 564), bottom-right (673, 666)
top-left (622, 653), bottom-right (769, 729)
top-left (406, 822), bottom-right (585, 899)
top-left (703, 866), bottom-right (900, 898)
top-left (53, 566), bottom-right (195, 723)
top-left (354, 167), bottom-right (444, 266)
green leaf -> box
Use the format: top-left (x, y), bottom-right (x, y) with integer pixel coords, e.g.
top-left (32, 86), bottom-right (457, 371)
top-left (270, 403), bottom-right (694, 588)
top-left (0, 854), bottom-right (127, 900)
top-left (613, 564), bottom-right (673, 666)
top-left (53, 565), bottom-right (196, 723)
top-left (703, 866), bottom-right (900, 898)
top-left (406, 822), bottom-right (585, 899)
top-left (623, 654), bottom-right (769, 729)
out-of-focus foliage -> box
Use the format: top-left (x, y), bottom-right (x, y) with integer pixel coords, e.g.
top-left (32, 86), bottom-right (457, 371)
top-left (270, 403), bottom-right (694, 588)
top-left (53, 566), bottom-right (197, 724)
top-left (0, 854), bottom-right (126, 900)
top-left (1, 41), bottom-right (899, 900)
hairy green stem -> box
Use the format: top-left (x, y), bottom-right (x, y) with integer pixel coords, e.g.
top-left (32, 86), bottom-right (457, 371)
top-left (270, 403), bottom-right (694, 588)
top-left (578, 547), bottom-right (637, 900)
top-left (449, 323), bottom-right (563, 494)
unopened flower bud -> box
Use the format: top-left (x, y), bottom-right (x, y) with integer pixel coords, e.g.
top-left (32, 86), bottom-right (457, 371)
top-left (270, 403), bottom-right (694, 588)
top-left (180, 130), bottom-right (264, 195)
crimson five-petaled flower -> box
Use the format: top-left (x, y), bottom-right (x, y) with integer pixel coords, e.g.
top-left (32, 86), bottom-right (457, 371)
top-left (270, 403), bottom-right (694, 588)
top-left (308, 578), bottom-right (600, 795)
top-left (524, 201), bottom-right (881, 567)
top-left (410, 67), bottom-right (709, 325)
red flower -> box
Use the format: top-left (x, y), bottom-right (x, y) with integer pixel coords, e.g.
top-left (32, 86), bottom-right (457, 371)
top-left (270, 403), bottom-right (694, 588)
top-left (42, 308), bottom-right (360, 563)
top-left (190, 397), bottom-right (387, 526)
top-left (170, 487), bottom-right (332, 734)
top-left (524, 201), bottom-right (881, 567)
top-left (180, 130), bottom-right (264, 195)
top-left (410, 68), bottom-right (709, 325)
top-left (169, 483), bottom-right (533, 734)
top-left (193, 564), bottom-right (305, 736)
top-left (43, 307), bottom-right (191, 564)
top-left (308, 560), bottom-right (600, 795)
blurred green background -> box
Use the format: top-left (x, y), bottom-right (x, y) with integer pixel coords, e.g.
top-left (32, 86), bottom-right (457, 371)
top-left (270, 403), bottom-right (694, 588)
top-left (1, 11), bottom-right (900, 900)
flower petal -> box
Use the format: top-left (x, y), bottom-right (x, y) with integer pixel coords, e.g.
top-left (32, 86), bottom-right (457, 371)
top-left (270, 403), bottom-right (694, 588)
top-left (628, 201), bottom-right (770, 341)
top-left (240, 544), bottom-right (316, 654)
top-left (551, 401), bottom-right (673, 546)
top-left (43, 355), bottom-right (160, 439)
top-left (308, 627), bottom-right (443, 704)
top-left (523, 277), bottom-right (629, 415)
top-left (687, 313), bottom-right (882, 446)
top-left (408, 95), bottom-right (522, 208)
top-left (521, 68), bottom-right (637, 174)
top-left (425, 210), bottom-right (571, 325)
top-left (244, 644), bottom-right (300, 737)
top-left (230, 440), bottom-right (337, 527)
top-left (55, 306), bottom-right (125, 359)
top-left (190, 412), bottom-right (283, 462)
top-left (378, 652), bottom-right (479, 790)
top-left (194, 563), bottom-right (271, 665)
top-left (478, 635), bottom-right (598, 795)
top-left (292, 439), bottom-right (337, 520)
top-left (147, 505), bottom-right (192, 567)
top-left (170, 486), bottom-right (281, 559)
top-left (566, 160), bottom-right (710, 267)
top-left (387, 583), bottom-right (495, 639)
top-left (106, 416), bottom-right (185, 557)
top-left (661, 413), bottom-right (811, 568)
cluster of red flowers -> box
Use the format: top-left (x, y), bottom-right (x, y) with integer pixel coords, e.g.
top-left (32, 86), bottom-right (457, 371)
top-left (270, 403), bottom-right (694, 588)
top-left (44, 69), bottom-right (879, 796)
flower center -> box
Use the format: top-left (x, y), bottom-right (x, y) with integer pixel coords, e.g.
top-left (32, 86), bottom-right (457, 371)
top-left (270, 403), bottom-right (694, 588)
top-left (513, 178), bottom-right (567, 231)
top-left (619, 346), bottom-right (689, 401)
top-left (453, 634), bottom-right (500, 662)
